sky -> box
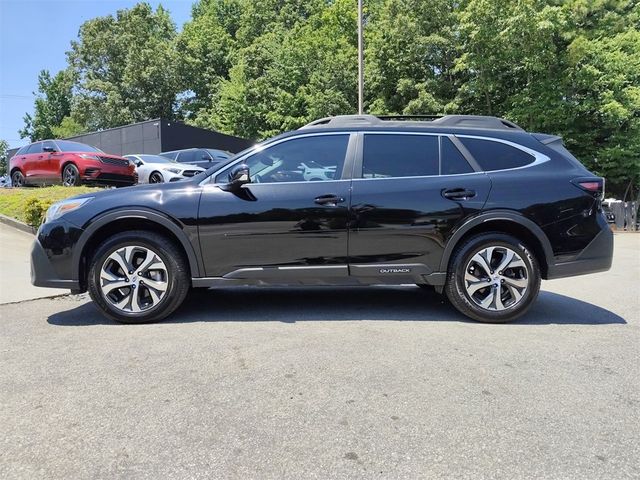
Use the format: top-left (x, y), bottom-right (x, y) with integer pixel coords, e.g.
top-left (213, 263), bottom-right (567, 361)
top-left (0, 0), bottom-right (194, 149)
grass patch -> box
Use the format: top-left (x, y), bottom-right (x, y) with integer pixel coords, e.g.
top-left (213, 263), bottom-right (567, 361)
top-left (0, 186), bottom-right (100, 224)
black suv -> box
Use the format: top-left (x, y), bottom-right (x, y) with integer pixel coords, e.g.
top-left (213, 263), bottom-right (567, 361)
top-left (31, 115), bottom-right (613, 323)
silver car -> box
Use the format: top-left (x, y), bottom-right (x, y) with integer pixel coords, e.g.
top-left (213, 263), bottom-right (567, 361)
top-left (124, 154), bottom-right (205, 184)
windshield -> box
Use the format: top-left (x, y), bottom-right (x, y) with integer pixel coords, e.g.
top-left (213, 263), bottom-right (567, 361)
top-left (54, 140), bottom-right (103, 153)
top-left (136, 154), bottom-right (175, 164)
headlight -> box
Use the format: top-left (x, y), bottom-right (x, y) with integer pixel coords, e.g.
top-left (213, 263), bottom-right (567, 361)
top-left (164, 168), bottom-right (181, 174)
top-left (45, 197), bottom-right (93, 223)
top-left (79, 154), bottom-right (101, 161)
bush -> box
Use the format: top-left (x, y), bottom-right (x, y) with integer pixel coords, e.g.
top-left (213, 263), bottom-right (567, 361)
top-left (24, 197), bottom-right (54, 228)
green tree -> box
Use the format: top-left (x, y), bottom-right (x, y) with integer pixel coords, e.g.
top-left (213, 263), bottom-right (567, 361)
top-left (365, 0), bottom-right (460, 115)
top-left (188, 0), bottom-right (357, 139)
top-left (67, 2), bottom-right (181, 130)
top-left (19, 69), bottom-right (74, 142)
top-left (0, 139), bottom-right (9, 176)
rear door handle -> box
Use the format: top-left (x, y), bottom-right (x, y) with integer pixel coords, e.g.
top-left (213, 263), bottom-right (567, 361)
top-left (314, 194), bottom-right (345, 207)
top-left (442, 188), bottom-right (476, 200)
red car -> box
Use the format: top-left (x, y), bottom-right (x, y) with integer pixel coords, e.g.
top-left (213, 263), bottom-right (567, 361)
top-left (9, 140), bottom-right (137, 187)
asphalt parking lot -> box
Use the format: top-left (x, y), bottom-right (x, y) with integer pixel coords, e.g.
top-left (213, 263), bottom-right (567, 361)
top-left (0, 234), bottom-right (638, 479)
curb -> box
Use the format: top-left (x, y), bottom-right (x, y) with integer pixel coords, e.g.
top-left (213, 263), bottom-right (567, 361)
top-left (0, 214), bottom-right (36, 235)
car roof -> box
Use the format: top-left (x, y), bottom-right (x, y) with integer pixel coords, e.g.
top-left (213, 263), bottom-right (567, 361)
top-left (246, 114), bottom-right (554, 151)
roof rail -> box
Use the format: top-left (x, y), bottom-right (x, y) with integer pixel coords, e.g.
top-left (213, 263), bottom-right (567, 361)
top-left (299, 114), bottom-right (524, 131)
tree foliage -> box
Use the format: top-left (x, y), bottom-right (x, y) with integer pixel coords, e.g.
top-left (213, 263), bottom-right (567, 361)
top-left (66, 3), bottom-right (181, 130)
top-left (0, 139), bottom-right (9, 176)
top-left (19, 0), bottom-right (639, 195)
top-left (19, 69), bottom-right (74, 142)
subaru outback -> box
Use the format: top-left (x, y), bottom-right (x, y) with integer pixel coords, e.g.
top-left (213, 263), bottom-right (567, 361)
top-left (30, 115), bottom-right (613, 323)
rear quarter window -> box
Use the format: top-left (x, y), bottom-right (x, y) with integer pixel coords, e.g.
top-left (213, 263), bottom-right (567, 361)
top-left (459, 137), bottom-right (534, 171)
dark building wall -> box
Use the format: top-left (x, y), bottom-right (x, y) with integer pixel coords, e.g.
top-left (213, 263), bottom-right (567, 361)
top-left (160, 121), bottom-right (254, 153)
top-left (67, 120), bottom-right (163, 156)
top-left (67, 119), bottom-right (253, 156)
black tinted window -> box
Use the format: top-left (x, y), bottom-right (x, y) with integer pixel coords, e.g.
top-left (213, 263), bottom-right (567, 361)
top-left (197, 150), bottom-right (213, 162)
top-left (178, 150), bottom-right (197, 164)
top-left (441, 137), bottom-right (474, 175)
top-left (216, 135), bottom-right (349, 184)
top-left (459, 137), bottom-right (534, 171)
top-left (42, 140), bottom-right (57, 152)
top-left (362, 134), bottom-right (438, 178)
top-left (27, 143), bottom-right (42, 154)
top-left (161, 151), bottom-right (179, 160)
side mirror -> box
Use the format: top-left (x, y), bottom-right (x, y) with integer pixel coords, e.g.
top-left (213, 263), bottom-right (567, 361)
top-left (135, 161), bottom-right (143, 167)
top-left (222, 164), bottom-right (250, 191)
top-left (43, 146), bottom-right (57, 153)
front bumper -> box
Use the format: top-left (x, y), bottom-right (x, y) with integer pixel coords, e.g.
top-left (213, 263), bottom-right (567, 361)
top-left (546, 226), bottom-right (614, 279)
top-left (30, 219), bottom-right (83, 291)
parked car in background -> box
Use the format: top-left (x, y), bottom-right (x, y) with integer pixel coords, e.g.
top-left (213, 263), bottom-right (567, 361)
top-left (30, 114), bottom-right (613, 324)
top-left (9, 140), bottom-right (136, 187)
top-left (160, 148), bottom-right (232, 168)
top-left (124, 154), bottom-right (205, 183)
top-left (0, 174), bottom-right (11, 188)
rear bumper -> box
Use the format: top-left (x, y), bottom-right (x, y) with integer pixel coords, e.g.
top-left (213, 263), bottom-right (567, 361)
top-left (31, 237), bottom-right (80, 290)
top-left (546, 226), bottom-right (613, 279)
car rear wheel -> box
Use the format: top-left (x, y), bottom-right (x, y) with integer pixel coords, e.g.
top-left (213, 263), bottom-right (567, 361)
top-left (149, 172), bottom-right (164, 183)
top-left (62, 164), bottom-right (80, 187)
top-left (87, 231), bottom-right (190, 323)
top-left (11, 170), bottom-right (24, 187)
top-left (445, 233), bottom-right (540, 323)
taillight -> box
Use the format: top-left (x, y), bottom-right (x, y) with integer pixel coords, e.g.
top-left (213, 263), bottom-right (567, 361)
top-left (571, 177), bottom-right (605, 200)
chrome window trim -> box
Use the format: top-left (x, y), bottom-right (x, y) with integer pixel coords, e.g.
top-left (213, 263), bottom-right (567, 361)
top-left (200, 131), bottom-right (354, 187)
top-left (201, 130), bottom-right (550, 186)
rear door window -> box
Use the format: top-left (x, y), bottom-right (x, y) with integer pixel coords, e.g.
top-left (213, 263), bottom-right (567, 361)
top-left (362, 134), bottom-right (439, 178)
top-left (458, 137), bottom-right (534, 171)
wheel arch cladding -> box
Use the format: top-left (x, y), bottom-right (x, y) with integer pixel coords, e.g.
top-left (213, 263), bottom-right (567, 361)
top-left (74, 210), bottom-right (201, 289)
top-left (440, 212), bottom-right (553, 278)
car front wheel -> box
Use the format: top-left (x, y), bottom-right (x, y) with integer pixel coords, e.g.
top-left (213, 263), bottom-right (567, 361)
top-left (87, 231), bottom-right (190, 323)
top-left (62, 164), bottom-right (80, 187)
top-left (149, 172), bottom-right (164, 183)
top-left (11, 170), bottom-right (24, 187)
top-left (445, 233), bottom-right (541, 323)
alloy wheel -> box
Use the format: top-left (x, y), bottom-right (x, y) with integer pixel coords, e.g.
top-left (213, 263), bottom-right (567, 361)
top-left (11, 172), bottom-right (24, 187)
top-left (99, 245), bottom-right (169, 313)
top-left (150, 173), bottom-right (163, 183)
top-left (63, 166), bottom-right (77, 186)
top-left (463, 246), bottom-right (529, 311)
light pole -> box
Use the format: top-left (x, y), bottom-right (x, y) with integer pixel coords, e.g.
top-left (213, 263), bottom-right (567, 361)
top-left (357, 0), bottom-right (364, 114)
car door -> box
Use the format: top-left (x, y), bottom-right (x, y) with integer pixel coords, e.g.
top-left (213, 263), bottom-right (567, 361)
top-left (348, 132), bottom-right (491, 278)
top-left (42, 140), bottom-right (62, 182)
top-left (23, 142), bottom-right (44, 183)
top-left (197, 133), bottom-right (355, 279)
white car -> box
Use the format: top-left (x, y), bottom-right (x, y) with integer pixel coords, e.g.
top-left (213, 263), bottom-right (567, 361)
top-left (124, 154), bottom-right (206, 184)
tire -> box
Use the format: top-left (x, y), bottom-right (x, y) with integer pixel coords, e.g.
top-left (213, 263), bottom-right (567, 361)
top-left (62, 163), bottom-right (80, 187)
top-left (149, 172), bottom-right (164, 183)
top-left (87, 230), bottom-right (190, 324)
top-left (445, 233), bottom-right (541, 323)
top-left (11, 170), bottom-right (24, 187)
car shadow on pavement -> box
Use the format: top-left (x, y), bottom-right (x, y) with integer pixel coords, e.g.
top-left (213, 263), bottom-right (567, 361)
top-left (47, 286), bottom-right (627, 326)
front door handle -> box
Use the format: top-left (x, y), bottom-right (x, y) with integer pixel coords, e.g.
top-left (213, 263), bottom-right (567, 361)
top-left (442, 188), bottom-right (476, 200)
top-left (314, 194), bottom-right (345, 207)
